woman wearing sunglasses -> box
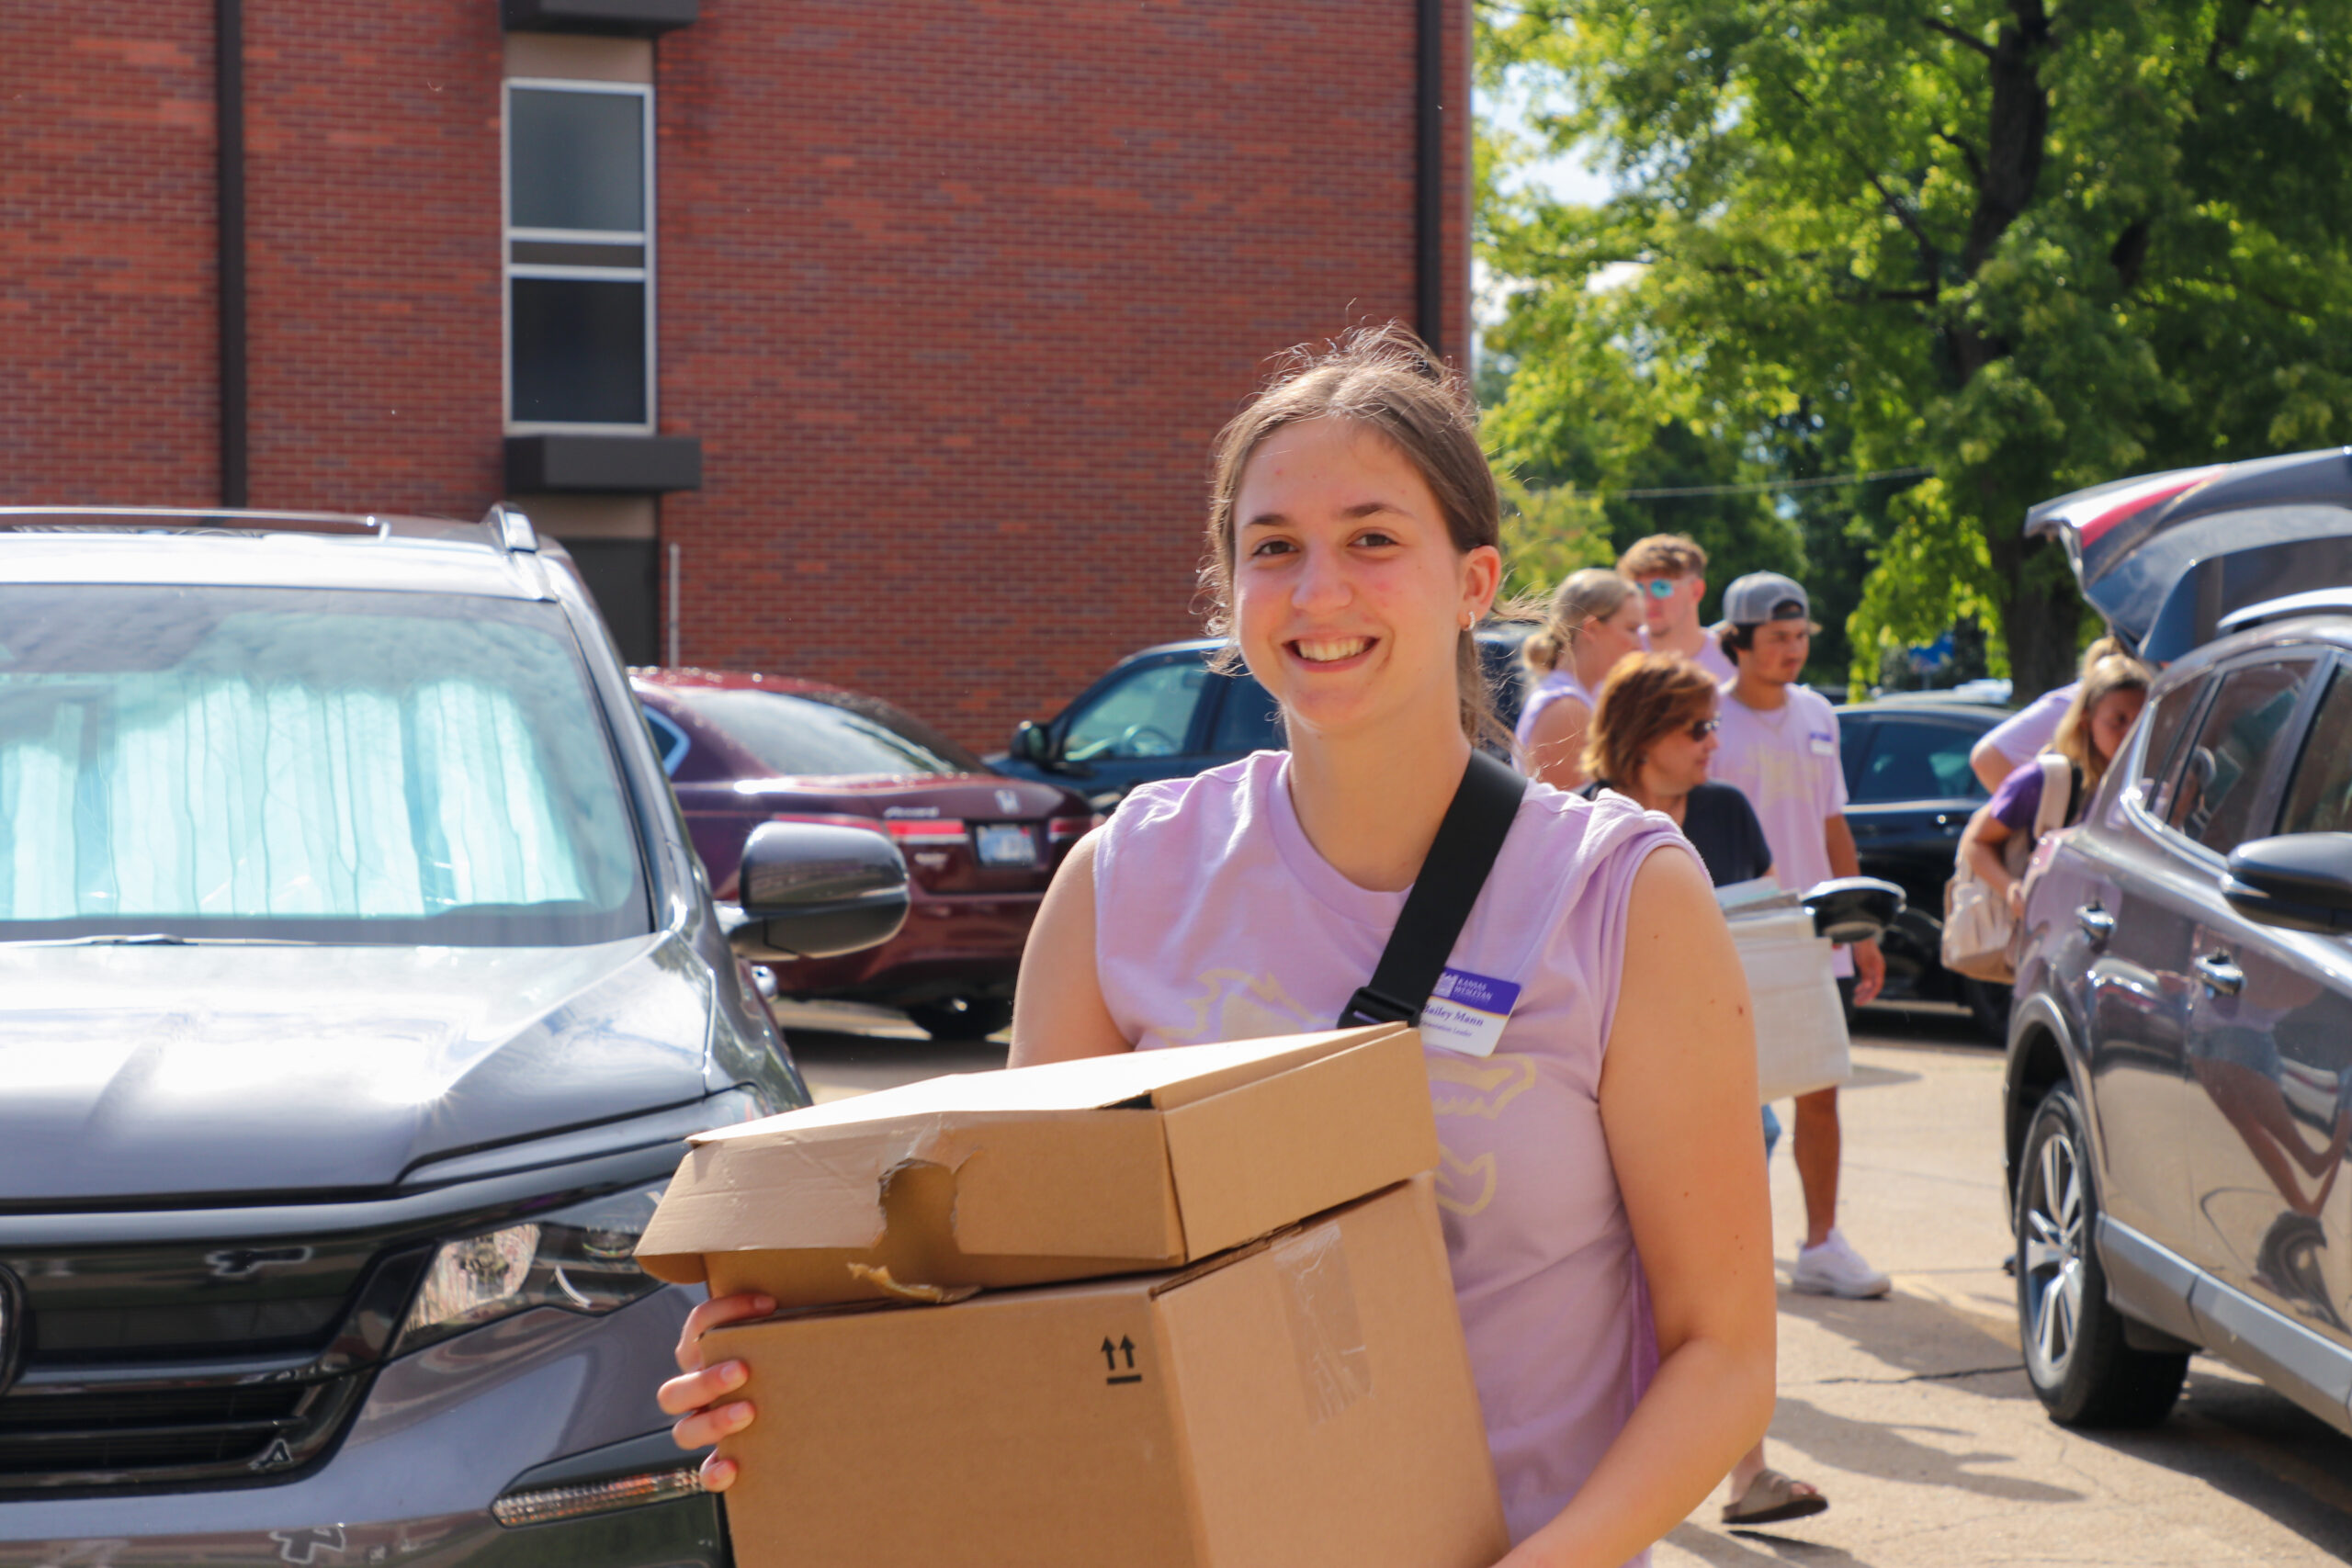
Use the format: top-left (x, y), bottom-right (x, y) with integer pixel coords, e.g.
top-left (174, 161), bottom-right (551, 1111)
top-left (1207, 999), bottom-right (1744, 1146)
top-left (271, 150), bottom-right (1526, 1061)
top-left (1578, 651), bottom-right (1829, 1529)
top-left (1578, 654), bottom-right (1768, 892)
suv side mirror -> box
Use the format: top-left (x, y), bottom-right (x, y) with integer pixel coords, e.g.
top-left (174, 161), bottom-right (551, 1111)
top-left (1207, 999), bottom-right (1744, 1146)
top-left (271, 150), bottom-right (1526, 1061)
top-left (729, 821), bottom-right (910, 960)
top-left (1012, 718), bottom-right (1053, 765)
top-left (2222, 834), bottom-right (2352, 934)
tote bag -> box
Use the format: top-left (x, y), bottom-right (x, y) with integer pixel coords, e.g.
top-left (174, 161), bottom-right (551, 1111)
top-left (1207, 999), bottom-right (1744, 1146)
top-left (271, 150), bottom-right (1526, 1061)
top-left (1941, 754), bottom-right (2070, 985)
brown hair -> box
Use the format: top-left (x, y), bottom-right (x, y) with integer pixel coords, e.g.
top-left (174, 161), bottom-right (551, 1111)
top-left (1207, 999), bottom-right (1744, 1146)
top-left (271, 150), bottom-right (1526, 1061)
top-left (1617, 534), bottom-right (1708, 580)
top-left (1521, 569), bottom-right (1635, 673)
top-left (1582, 652), bottom-right (1719, 787)
top-left (2052, 653), bottom-right (2154, 789)
top-left (1202, 323), bottom-right (1505, 743)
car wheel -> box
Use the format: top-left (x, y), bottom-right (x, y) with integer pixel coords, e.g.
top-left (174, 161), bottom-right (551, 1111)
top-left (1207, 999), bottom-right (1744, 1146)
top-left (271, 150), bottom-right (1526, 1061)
top-left (1961, 977), bottom-right (2010, 1043)
top-left (2015, 1084), bottom-right (2188, 1427)
top-left (905, 997), bottom-right (1013, 1042)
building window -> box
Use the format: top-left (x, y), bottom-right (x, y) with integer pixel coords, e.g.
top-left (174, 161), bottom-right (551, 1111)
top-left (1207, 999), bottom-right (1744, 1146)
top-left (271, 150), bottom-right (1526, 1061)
top-left (504, 80), bottom-right (653, 431)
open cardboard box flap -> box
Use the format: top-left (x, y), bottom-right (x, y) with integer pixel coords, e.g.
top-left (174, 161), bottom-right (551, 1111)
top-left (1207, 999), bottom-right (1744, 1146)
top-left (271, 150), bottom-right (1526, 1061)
top-left (636, 1023), bottom-right (1436, 1305)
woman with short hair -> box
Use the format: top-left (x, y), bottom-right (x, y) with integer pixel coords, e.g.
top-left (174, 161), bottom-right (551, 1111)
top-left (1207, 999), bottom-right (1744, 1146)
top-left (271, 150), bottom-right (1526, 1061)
top-left (1579, 652), bottom-right (1830, 1527)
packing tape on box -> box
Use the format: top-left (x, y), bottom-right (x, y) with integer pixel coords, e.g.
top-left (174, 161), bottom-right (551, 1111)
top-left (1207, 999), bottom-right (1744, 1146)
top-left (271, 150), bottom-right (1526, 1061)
top-left (1273, 1224), bottom-right (1371, 1424)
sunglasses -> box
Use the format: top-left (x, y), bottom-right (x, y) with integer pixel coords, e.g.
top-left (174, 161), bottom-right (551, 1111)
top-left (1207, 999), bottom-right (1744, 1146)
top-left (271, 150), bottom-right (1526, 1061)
top-left (1687, 717), bottom-right (1721, 739)
top-left (1638, 578), bottom-right (1683, 600)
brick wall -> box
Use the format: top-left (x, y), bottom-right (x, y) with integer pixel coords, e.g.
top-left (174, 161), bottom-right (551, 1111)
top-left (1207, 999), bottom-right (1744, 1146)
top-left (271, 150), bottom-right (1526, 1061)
top-left (1, 3), bottom-right (220, 504)
top-left (659, 0), bottom-right (1473, 744)
top-left (2, 0), bottom-right (1471, 750)
top-left (242, 1), bottom-right (504, 515)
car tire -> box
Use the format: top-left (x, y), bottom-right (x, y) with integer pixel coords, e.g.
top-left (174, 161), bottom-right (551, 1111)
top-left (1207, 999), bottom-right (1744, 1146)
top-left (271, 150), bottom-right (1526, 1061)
top-left (906, 997), bottom-right (1013, 1042)
top-left (2015, 1084), bottom-right (2188, 1427)
top-left (1961, 976), bottom-right (2011, 1043)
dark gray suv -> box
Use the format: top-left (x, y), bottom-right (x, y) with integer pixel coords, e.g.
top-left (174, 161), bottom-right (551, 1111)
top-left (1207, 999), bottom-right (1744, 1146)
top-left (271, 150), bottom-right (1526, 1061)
top-left (2007, 602), bottom-right (2352, 1435)
top-left (0, 508), bottom-right (904, 1561)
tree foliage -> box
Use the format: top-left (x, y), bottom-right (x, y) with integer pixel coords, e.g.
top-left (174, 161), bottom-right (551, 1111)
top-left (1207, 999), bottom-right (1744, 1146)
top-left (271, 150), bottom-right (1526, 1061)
top-left (1479, 0), bottom-right (2352, 694)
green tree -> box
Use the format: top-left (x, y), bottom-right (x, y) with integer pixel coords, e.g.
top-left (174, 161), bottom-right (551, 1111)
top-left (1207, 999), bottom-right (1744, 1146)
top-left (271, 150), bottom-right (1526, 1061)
top-left (1479, 0), bottom-right (2352, 695)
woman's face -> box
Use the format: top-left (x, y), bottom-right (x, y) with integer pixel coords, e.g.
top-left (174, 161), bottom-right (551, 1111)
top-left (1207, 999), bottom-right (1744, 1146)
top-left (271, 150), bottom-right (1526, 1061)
top-left (1230, 418), bottom-right (1499, 742)
top-left (2088, 688), bottom-right (2146, 765)
top-left (1583, 596), bottom-right (1646, 676)
top-left (1638, 698), bottom-right (1719, 795)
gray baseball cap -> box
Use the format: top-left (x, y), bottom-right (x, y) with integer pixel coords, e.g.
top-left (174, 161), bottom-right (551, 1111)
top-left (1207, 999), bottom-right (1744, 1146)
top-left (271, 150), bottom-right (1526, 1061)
top-left (1722, 570), bottom-right (1812, 627)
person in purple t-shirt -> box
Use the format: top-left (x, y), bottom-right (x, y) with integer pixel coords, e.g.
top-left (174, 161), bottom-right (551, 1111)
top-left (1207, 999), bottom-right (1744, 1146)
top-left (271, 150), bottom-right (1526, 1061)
top-left (1708, 571), bottom-right (1890, 1304)
top-left (1621, 533), bottom-right (1738, 684)
top-left (661, 326), bottom-right (1777, 1566)
top-left (1961, 656), bottom-right (2150, 917)
top-left (1968, 637), bottom-right (2121, 795)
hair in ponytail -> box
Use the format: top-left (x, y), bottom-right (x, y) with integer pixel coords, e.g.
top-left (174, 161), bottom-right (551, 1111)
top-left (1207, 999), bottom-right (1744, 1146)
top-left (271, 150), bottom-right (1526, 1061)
top-left (1522, 568), bottom-right (1634, 673)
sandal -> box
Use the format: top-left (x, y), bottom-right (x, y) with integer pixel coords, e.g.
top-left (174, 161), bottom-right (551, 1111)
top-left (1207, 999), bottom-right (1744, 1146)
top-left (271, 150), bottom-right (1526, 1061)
top-left (1723, 1467), bottom-right (1829, 1526)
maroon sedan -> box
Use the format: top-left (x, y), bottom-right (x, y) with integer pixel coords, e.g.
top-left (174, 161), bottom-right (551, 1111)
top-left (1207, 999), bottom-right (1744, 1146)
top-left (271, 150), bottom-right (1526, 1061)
top-left (633, 669), bottom-right (1093, 1038)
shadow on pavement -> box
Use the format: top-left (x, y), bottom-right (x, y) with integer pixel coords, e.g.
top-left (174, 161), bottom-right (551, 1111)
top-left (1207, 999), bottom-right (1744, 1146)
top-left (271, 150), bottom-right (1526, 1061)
top-left (1767, 1390), bottom-right (2074, 1503)
top-left (1851, 999), bottom-right (1997, 1053)
top-left (2075, 1365), bottom-right (2352, 1562)
top-left (1666, 1520), bottom-right (1880, 1566)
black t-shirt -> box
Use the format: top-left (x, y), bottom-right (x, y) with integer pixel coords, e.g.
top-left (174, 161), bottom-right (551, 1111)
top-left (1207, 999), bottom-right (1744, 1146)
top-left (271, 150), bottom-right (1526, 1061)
top-left (1580, 780), bottom-right (1771, 888)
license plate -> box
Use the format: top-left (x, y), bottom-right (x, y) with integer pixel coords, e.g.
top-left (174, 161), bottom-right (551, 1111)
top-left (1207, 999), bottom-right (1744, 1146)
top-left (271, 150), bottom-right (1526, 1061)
top-left (974, 823), bottom-right (1038, 867)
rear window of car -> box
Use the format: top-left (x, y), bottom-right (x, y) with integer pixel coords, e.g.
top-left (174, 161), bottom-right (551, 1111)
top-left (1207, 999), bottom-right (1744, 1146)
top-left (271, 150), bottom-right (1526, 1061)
top-left (673, 687), bottom-right (984, 778)
top-left (1848, 716), bottom-right (1989, 804)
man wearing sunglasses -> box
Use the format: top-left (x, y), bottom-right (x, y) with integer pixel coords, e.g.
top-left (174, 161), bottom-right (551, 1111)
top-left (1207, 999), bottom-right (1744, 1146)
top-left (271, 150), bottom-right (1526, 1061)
top-left (1709, 570), bottom-right (1893, 1302)
top-left (1621, 534), bottom-right (1736, 682)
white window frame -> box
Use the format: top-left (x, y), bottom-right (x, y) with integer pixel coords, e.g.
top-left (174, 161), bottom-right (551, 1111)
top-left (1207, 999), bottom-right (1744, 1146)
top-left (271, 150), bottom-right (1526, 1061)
top-left (502, 77), bottom-right (657, 436)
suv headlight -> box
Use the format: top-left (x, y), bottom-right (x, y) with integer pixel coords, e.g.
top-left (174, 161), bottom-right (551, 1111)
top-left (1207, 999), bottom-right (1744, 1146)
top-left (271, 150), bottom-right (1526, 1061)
top-left (398, 1183), bottom-right (668, 1353)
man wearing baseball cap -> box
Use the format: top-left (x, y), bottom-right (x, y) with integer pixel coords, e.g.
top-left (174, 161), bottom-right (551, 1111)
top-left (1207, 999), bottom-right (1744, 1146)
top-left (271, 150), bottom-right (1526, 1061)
top-left (1709, 570), bottom-right (1891, 1300)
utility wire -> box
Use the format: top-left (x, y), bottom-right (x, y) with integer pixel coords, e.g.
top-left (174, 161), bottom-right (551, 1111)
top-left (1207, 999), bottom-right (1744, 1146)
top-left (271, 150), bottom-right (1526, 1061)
top-left (1599, 465), bottom-right (1933, 500)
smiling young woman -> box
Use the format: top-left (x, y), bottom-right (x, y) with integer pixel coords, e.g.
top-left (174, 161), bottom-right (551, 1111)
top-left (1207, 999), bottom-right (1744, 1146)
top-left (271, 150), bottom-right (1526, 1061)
top-left (658, 327), bottom-right (1774, 1568)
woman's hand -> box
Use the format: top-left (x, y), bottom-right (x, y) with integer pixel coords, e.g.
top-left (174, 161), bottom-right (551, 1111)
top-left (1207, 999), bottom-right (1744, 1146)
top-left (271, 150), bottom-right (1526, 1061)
top-left (2006, 879), bottom-right (2027, 919)
top-left (657, 1291), bottom-right (775, 1492)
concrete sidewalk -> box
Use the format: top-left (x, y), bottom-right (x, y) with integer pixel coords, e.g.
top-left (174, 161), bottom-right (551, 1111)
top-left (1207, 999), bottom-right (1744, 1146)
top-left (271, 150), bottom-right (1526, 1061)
top-left (1665, 1009), bottom-right (2352, 1567)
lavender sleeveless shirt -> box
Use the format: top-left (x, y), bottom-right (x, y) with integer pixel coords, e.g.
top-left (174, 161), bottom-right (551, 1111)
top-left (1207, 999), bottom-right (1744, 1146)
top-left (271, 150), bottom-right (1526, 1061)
top-left (1093, 750), bottom-right (1687, 1552)
top-left (1513, 666), bottom-right (1595, 761)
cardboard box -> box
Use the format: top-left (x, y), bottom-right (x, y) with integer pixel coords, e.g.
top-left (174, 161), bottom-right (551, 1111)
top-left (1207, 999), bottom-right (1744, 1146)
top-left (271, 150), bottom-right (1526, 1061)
top-left (637, 1024), bottom-right (1436, 1307)
top-left (705, 1175), bottom-right (1508, 1568)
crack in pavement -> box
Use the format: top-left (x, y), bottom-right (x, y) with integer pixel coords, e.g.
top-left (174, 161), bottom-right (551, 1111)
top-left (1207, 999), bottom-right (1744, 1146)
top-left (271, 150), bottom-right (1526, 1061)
top-left (1802, 1362), bottom-right (2023, 1386)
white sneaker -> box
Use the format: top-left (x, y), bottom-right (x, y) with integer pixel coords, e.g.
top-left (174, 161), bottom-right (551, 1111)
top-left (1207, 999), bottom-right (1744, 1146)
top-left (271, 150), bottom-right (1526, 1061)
top-left (1792, 1229), bottom-right (1892, 1298)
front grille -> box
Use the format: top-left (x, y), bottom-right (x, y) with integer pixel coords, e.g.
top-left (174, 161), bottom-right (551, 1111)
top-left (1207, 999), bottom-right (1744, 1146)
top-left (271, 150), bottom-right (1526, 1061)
top-left (0, 1379), bottom-right (366, 1487)
top-left (0, 1241), bottom-right (424, 1495)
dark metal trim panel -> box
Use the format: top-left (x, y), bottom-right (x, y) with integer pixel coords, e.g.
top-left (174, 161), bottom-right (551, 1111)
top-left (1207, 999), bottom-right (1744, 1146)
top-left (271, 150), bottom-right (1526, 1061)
top-left (502, 0), bottom-right (698, 35)
top-left (1413, 0), bottom-right (1442, 353)
top-left (501, 1427), bottom-right (708, 1495)
top-left (215, 0), bottom-right (247, 505)
top-left (2189, 1259), bottom-right (2352, 1436)
top-left (0, 1145), bottom-right (678, 1248)
top-left (2095, 1216), bottom-right (2207, 1349)
top-left (505, 434), bottom-right (702, 493)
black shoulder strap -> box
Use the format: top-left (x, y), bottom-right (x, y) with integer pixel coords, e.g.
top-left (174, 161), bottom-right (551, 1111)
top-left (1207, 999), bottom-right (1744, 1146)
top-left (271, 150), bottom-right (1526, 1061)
top-left (1338, 750), bottom-right (1529, 1028)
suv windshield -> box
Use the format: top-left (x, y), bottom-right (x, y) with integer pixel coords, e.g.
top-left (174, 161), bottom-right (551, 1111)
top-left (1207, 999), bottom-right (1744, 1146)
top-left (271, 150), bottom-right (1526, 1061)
top-left (674, 687), bottom-right (985, 777)
top-left (0, 585), bottom-right (649, 945)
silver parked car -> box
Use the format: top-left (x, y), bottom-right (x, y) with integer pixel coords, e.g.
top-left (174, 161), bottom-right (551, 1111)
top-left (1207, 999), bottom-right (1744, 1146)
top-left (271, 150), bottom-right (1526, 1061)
top-left (0, 508), bottom-right (905, 1560)
top-left (2006, 450), bottom-right (2352, 1433)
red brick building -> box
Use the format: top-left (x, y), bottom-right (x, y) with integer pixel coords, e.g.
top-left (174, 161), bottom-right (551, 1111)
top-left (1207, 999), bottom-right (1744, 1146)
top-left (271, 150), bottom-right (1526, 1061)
top-left (3, 0), bottom-right (1471, 747)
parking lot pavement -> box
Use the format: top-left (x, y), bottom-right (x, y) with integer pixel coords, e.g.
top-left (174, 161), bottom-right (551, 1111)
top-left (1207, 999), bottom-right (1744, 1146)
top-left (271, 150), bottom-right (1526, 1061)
top-left (774, 998), bottom-right (2352, 1564)
top-left (1663, 1002), bottom-right (2352, 1568)
top-left (774, 998), bottom-right (1006, 1101)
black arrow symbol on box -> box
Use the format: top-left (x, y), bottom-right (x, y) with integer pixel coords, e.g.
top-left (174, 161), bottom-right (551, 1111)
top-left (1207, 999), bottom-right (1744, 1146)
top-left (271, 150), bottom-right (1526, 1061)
top-left (1101, 1337), bottom-right (1117, 1373)
top-left (1119, 1336), bottom-right (1136, 1369)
